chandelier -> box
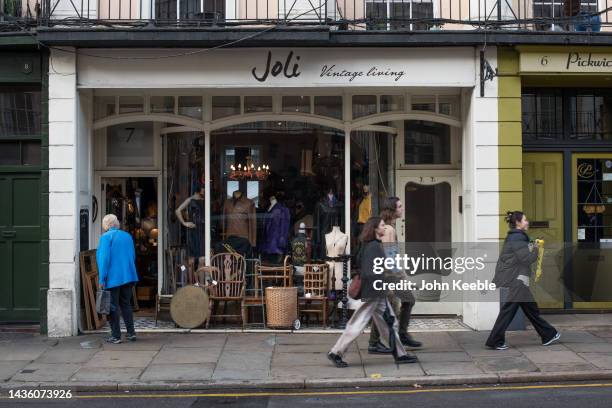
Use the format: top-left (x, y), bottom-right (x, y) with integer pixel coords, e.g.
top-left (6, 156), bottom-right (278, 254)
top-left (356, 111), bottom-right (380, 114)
top-left (229, 156), bottom-right (270, 181)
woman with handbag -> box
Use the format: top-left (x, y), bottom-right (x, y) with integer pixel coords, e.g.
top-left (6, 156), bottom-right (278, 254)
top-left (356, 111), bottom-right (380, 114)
top-left (327, 216), bottom-right (418, 367)
top-left (97, 214), bottom-right (139, 344)
top-left (486, 211), bottom-right (560, 350)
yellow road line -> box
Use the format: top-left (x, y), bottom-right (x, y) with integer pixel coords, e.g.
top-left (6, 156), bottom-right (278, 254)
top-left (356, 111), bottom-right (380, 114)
top-left (3, 382), bottom-right (610, 400)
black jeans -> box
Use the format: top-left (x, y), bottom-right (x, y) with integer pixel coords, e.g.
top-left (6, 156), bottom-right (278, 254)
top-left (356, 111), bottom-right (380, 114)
top-left (486, 281), bottom-right (557, 348)
top-left (109, 283), bottom-right (135, 339)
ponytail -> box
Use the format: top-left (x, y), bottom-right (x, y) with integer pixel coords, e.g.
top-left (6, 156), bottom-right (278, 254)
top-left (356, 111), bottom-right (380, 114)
top-left (505, 210), bottom-right (525, 229)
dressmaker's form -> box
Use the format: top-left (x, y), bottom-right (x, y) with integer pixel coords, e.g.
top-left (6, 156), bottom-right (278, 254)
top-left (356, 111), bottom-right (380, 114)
top-left (325, 226), bottom-right (348, 291)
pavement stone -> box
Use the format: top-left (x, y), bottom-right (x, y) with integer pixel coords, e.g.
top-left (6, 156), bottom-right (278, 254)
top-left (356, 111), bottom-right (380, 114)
top-left (11, 363), bottom-right (81, 382)
top-left (536, 363), bottom-right (598, 372)
top-left (0, 361), bottom-right (30, 381)
top-left (140, 363), bottom-right (216, 381)
top-left (275, 344), bottom-right (329, 353)
top-left (0, 344), bottom-right (50, 361)
top-left (563, 342), bottom-right (612, 353)
top-left (522, 350), bottom-right (588, 364)
top-left (70, 367), bottom-right (143, 382)
top-left (276, 334), bottom-right (339, 345)
top-left (272, 352), bottom-right (338, 367)
top-left (554, 330), bottom-right (606, 343)
top-left (166, 334), bottom-right (227, 348)
top-left (152, 348), bottom-right (223, 364)
top-left (363, 361), bottom-right (425, 378)
top-left (212, 368), bottom-right (270, 380)
top-left (474, 356), bottom-right (538, 373)
top-left (461, 344), bottom-right (523, 357)
top-left (35, 349), bottom-right (99, 364)
top-left (448, 331), bottom-right (491, 345)
top-left (84, 351), bottom-right (158, 369)
top-left (421, 362), bottom-right (484, 375)
top-left (414, 351), bottom-right (472, 363)
top-left (271, 364), bottom-right (364, 379)
top-left (215, 351), bottom-right (272, 371)
top-left (592, 329), bottom-right (612, 338)
top-left (577, 353), bottom-right (612, 370)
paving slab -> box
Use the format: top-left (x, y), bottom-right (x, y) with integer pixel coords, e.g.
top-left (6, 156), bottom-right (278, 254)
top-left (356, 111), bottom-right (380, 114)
top-left (421, 362), bottom-right (484, 376)
top-left (474, 356), bottom-right (538, 373)
top-left (522, 350), bottom-right (588, 364)
top-left (35, 349), bottom-right (99, 364)
top-left (0, 361), bottom-right (30, 381)
top-left (276, 334), bottom-right (339, 345)
top-left (165, 334), bottom-right (227, 348)
top-left (577, 353), bottom-right (612, 370)
top-left (514, 343), bottom-right (569, 352)
top-left (537, 363), bottom-right (598, 372)
top-left (272, 352), bottom-right (340, 367)
top-left (563, 341), bottom-right (612, 353)
top-left (363, 362), bottom-right (425, 378)
top-left (11, 363), bottom-right (81, 382)
top-left (592, 329), bottom-right (612, 338)
top-left (216, 351), bottom-right (272, 371)
top-left (102, 339), bottom-right (166, 351)
top-left (271, 364), bottom-right (364, 379)
top-left (70, 367), bottom-right (143, 382)
top-left (275, 344), bottom-right (330, 353)
top-left (448, 331), bottom-right (491, 345)
top-left (83, 351), bottom-right (158, 369)
top-left (0, 344), bottom-right (50, 361)
top-left (212, 368), bottom-right (270, 380)
top-left (414, 351), bottom-right (472, 363)
top-left (554, 330), bottom-right (606, 343)
top-left (461, 344), bottom-right (523, 357)
top-left (140, 363), bottom-right (216, 381)
top-left (152, 348), bottom-right (223, 364)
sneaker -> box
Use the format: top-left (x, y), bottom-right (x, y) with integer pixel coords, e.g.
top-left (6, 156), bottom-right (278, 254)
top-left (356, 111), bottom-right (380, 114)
top-left (395, 354), bottom-right (418, 364)
top-left (126, 334), bottom-right (137, 342)
top-left (543, 332), bottom-right (561, 346)
top-left (495, 344), bottom-right (509, 350)
top-left (105, 336), bottom-right (122, 344)
top-left (367, 342), bottom-right (393, 355)
top-left (327, 352), bottom-right (348, 368)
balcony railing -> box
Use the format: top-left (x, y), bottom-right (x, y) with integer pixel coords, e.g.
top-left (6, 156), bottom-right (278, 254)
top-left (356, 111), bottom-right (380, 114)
top-left (1, 0), bottom-right (611, 32)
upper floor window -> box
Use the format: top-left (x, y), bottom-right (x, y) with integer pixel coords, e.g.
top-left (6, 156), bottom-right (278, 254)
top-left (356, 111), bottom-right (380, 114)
top-left (533, 0), bottom-right (598, 30)
top-left (366, 0), bottom-right (433, 30)
top-left (0, 87), bottom-right (41, 136)
top-left (156, 0), bottom-right (224, 21)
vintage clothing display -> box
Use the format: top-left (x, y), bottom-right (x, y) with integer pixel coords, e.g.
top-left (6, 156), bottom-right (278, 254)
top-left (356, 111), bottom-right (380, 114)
top-left (222, 194), bottom-right (257, 247)
top-left (314, 195), bottom-right (345, 258)
top-left (260, 199), bottom-right (291, 255)
top-left (325, 226), bottom-right (348, 291)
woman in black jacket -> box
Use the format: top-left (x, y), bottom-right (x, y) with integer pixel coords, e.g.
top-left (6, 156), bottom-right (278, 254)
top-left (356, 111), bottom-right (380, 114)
top-left (327, 217), bottom-right (417, 367)
top-left (486, 211), bottom-right (560, 350)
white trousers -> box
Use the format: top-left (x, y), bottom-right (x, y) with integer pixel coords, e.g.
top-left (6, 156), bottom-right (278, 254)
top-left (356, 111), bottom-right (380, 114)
top-left (330, 297), bottom-right (407, 357)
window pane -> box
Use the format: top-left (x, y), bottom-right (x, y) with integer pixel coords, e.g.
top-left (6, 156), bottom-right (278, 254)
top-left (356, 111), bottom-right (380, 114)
top-left (178, 96), bottom-right (203, 119)
top-left (283, 96), bottom-right (310, 113)
top-left (352, 95), bottom-right (377, 119)
top-left (150, 96), bottom-right (175, 114)
top-left (404, 120), bottom-right (451, 165)
top-left (22, 141), bottom-right (41, 166)
top-left (94, 96), bottom-right (116, 120)
top-left (118, 96), bottom-right (144, 114)
top-left (244, 96), bottom-right (272, 114)
top-left (107, 122), bottom-right (154, 167)
top-left (0, 141), bottom-right (20, 165)
top-left (0, 87), bottom-right (41, 136)
top-left (380, 95), bottom-right (404, 112)
top-left (411, 96), bottom-right (435, 112)
top-left (314, 96), bottom-right (342, 119)
top-left (212, 96), bottom-right (240, 120)
top-left (439, 96), bottom-right (459, 117)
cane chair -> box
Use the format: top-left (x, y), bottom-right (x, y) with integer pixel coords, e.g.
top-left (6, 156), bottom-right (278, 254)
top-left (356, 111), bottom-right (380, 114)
top-left (298, 263), bottom-right (329, 327)
top-left (256, 255), bottom-right (293, 293)
top-left (208, 252), bottom-right (246, 327)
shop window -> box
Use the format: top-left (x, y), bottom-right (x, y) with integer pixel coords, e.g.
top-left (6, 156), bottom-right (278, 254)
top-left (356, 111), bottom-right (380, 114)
top-left (380, 95), bottom-right (404, 113)
top-left (352, 95), bottom-right (377, 119)
top-left (314, 96), bottom-right (343, 120)
top-left (210, 122), bottom-right (345, 267)
top-left (212, 96), bottom-right (241, 120)
top-left (411, 96), bottom-right (435, 113)
top-left (118, 96), bottom-right (144, 114)
top-left (404, 120), bottom-right (451, 165)
top-left (282, 96), bottom-right (310, 113)
top-left (0, 86), bottom-right (41, 136)
top-left (178, 96), bottom-right (203, 119)
top-left (569, 93), bottom-right (612, 141)
top-left (106, 122), bottom-right (154, 167)
top-left (150, 96), bottom-right (175, 114)
top-left (244, 96), bottom-right (273, 114)
top-left (94, 96), bottom-right (116, 120)
top-left (0, 140), bottom-right (41, 166)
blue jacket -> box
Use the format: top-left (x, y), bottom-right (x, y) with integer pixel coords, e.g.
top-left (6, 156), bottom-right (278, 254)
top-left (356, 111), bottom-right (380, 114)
top-left (97, 227), bottom-right (139, 289)
top-left (260, 203), bottom-right (291, 255)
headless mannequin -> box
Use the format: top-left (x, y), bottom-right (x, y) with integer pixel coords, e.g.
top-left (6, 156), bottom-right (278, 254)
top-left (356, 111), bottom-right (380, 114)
top-left (175, 187), bottom-right (205, 267)
top-left (325, 226), bottom-right (348, 291)
top-left (175, 188), bottom-right (205, 229)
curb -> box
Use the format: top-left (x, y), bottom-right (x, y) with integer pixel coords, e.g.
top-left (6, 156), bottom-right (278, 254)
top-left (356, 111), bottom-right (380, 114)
top-left (3, 371), bottom-right (612, 393)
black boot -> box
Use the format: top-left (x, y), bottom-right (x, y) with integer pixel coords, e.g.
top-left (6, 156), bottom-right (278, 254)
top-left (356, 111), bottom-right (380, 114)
top-left (367, 341), bottom-right (393, 354)
top-left (327, 352), bottom-right (348, 368)
top-left (395, 354), bottom-right (418, 364)
top-left (400, 333), bottom-right (423, 348)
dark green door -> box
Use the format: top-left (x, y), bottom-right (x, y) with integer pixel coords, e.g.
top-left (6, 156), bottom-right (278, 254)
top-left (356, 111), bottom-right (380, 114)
top-left (0, 173), bottom-right (41, 322)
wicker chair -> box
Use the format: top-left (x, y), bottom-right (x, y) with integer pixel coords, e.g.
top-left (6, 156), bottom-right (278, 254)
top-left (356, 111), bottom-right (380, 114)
top-left (208, 252), bottom-right (246, 328)
top-left (256, 255), bottom-right (293, 291)
top-left (298, 263), bottom-right (329, 327)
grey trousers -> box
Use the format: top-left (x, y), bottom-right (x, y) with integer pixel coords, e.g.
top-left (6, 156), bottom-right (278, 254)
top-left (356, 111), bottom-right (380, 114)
top-left (330, 297), bottom-right (407, 358)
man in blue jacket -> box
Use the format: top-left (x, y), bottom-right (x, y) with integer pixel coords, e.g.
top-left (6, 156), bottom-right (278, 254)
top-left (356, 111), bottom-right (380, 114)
top-left (97, 214), bottom-right (139, 344)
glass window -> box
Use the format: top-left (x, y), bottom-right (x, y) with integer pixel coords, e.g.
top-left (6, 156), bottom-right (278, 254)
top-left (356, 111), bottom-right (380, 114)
top-left (439, 96), bottom-right (459, 117)
top-left (380, 95), bottom-right (404, 112)
top-left (118, 96), bottom-right (144, 114)
top-left (178, 96), bottom-right (203, 119)
top-left (0, 140), bottom-right (40, 166)
top-left (411, 96), bottom-right (435, 112)
top-left (0, 141), bottom-right (20, 165)
top-left (244, 96), bottom-right (272, 114)
top-left (314, 96), bottom-right (342, 119)
top-left (352, 95), bottom-right (377, 119)
top-left (150, 96), bottom-right (175, 114)
top-left (22, 141), bottom-right (41, 166)
top-left (0, 87), bottom-right (41, 136)
top-left (94, 96), bottom-right (116, 120)
top-left (365, 1), bottom-right (432, 30)
top-left (404, 120), bottom-right (451, 165)
top-left (106, 122), bottom-right (154, 167)
top-left (212, 96), bottom-right (240, 120)
top-left (521, 89), bottom-right (563, 141)
top-left (283, 96), bottom-right (310, 113)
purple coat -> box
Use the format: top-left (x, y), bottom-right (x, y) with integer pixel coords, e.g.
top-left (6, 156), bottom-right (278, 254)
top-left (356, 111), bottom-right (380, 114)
top-left (260, 203), bottom-right (290, 255)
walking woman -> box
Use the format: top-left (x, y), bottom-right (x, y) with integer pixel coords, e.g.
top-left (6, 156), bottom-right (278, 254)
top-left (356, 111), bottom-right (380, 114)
top-left (97, 214), bottom-right (139, 344)
top-left (328, 216), bottom-right (418, 367)
top-left (486, 211), bottom-right (560, 350)
top-left (368, 197), bottom-right (421, 354)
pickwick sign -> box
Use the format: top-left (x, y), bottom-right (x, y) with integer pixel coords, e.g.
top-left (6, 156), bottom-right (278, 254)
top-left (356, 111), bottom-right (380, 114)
top-left (520, 51), bottom-right (612, 73)
top-left (77, 48), bottom-right (475, 88)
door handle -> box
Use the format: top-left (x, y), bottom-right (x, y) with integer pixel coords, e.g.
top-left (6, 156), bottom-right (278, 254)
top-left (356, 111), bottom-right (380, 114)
top-left (2, 231), bottom-right (16, 238)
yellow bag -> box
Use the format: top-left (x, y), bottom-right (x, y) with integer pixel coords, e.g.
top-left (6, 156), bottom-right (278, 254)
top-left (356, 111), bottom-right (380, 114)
top-left (535, 239), bottom-right (545, 282)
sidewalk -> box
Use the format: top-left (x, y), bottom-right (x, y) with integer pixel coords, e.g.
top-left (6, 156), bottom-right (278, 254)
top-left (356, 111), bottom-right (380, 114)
top-left (2, 324), bottom-right (612, 391)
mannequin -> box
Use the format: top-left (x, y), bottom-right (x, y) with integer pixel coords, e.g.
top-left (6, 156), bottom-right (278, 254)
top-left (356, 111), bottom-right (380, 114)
top-left (175, 186), bottom-right (205, 260)
top-left (260, 194), bottom-right (291, 263)
top-left (325, 225), bottom-right (348, 291)
top-left (314, 188), bottom-right (344, 259)
top-left (222, 190), bottom-right (257, 247)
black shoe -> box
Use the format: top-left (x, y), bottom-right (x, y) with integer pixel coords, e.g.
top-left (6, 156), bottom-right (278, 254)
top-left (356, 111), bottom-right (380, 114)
top-left (327, 352), bottom-right (348, 368)
top-left (368, 342), bottom-right (393, 355)
top-left (395, 354), bottom-right (418, 364)
top-left (105, 336), bottom-right (122, 344)
top-left (400, 334), bottom-right (422, 348)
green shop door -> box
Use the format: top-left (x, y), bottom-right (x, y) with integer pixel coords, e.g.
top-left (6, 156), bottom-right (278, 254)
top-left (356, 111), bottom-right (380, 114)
top-left (0, 174), bottom-right (42, 322)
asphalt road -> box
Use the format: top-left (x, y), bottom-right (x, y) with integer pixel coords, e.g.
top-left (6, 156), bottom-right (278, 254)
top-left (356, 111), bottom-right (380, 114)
top-left (2, 382), bottom-right (612, 408)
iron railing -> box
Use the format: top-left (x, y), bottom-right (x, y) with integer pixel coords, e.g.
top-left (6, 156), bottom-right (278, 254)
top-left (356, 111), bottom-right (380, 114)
top-left (1, 0), bottom-right (611, 32)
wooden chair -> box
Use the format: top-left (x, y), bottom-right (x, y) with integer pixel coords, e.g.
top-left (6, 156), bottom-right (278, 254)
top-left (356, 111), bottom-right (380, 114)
top-left (298, 263), bottom-right (329, 327)
top-left (155, 294), bottom-right (173, 326)
top-left (208, 252), bottom-right (246, 327)
top-left (256, 255), bottom-right (293, 292)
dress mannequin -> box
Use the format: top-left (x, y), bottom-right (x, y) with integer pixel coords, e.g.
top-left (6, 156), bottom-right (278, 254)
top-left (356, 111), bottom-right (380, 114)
top-left (222, 190), bottom-right (257, 247)
top-left (175, 187), bottom-right (205, 260)
top-left (314, 189), bottom-right (344, 258)
top-left (325, 226), bottom-right (348, 291)
top-left (260, 195), bottom-right (291, 263)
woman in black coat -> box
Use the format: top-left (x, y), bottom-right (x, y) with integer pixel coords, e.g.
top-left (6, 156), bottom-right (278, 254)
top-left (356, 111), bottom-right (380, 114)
top-left (486, 211), bottom-right (560, 350)
top-left (327, 217), bottom-right (417, 367)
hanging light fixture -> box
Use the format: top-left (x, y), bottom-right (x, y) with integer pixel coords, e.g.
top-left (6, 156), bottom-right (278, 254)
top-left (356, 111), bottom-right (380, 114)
top-left (229, 156), bottom-right (270, 181)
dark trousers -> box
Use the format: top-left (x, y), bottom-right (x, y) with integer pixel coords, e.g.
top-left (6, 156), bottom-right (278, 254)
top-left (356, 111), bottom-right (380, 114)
top-left (369, 292), bottom-right (415, 346)
top-left (109, 283), bottom-right (135, 339)
top-left (486, 281), bottom-right (557, 348)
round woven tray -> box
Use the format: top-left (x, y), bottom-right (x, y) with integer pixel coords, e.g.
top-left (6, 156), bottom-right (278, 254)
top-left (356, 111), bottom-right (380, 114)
top-left (265, 287), bottom-right (298, 328)
top-left (170, 285), bottom-right (210, 329)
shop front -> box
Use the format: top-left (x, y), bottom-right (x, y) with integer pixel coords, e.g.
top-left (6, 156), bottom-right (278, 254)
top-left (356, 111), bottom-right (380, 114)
top-left (46, 46), bottom-right (504, 336)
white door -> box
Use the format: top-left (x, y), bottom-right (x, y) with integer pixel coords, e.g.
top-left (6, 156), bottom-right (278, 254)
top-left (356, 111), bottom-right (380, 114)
top-left (396, 173), bottom-right (463, 315)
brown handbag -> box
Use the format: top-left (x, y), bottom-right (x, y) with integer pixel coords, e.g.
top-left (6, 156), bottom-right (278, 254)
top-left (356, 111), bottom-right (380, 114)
top-left (348, 273), bottom-right (362, 299)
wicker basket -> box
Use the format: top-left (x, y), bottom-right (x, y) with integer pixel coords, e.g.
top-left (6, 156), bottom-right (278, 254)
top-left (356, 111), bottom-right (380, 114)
top-left (265, 287), bottom-right (298, 328)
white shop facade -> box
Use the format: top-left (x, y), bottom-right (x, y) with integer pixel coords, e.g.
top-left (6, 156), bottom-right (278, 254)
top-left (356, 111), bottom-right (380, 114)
top-left (46, 46), bottom-right (502, 336)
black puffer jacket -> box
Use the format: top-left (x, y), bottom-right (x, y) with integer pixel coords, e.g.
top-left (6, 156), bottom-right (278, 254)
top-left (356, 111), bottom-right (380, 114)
top-left (492, 228), bottom-right (539, 288)
top-left (359, 239), bottom-right (387, 301)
